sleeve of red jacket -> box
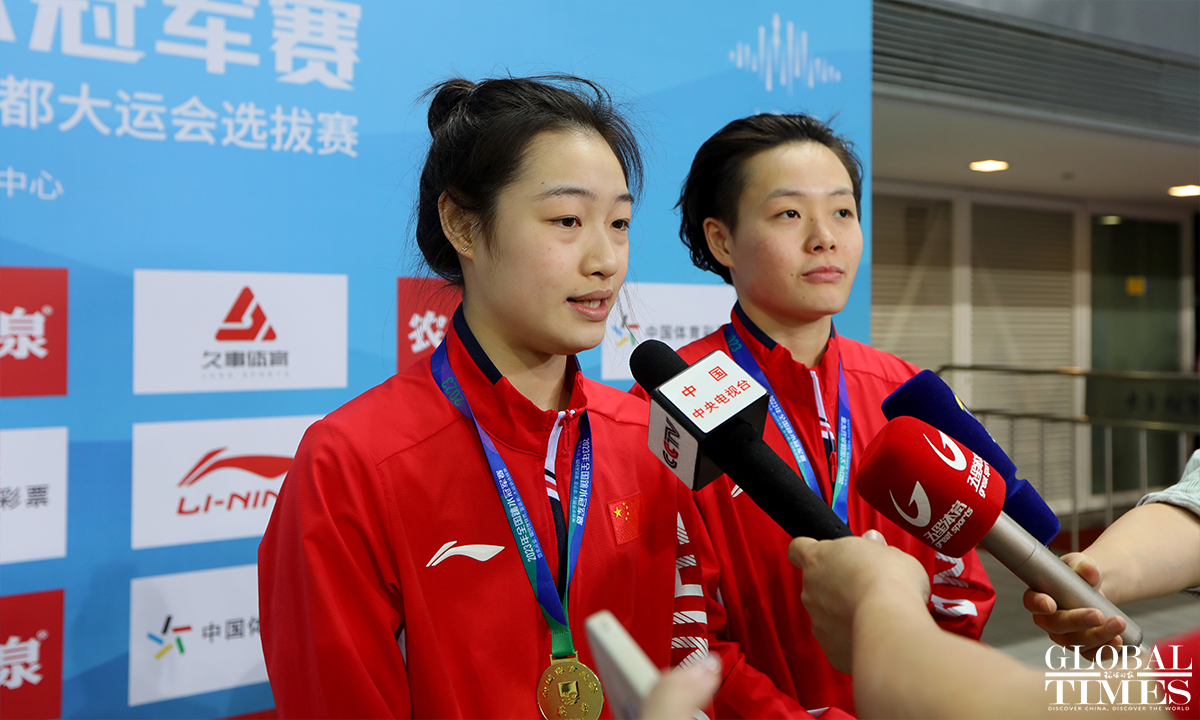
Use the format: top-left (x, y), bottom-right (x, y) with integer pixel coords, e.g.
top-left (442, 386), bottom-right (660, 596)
top-left (258, 419), bottom-right (411, 719)
top-left (676, 494), bottom-right (845, 720)
top-left (927, 547), bottom-right (996, 640)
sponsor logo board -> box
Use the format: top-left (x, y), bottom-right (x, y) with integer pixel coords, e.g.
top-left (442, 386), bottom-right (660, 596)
top-left (396, 277), bottom-right (460, 373)
top-left (0, 267), bottom-right (68, 397)
top-left (602, 282), bottom-right (736, 381)
top-left (0, 589), bottom-right (64, 720)
top-left (0, 427), bottom-right (68, 565)
top-left (133, 269), bottom-right (347, 394)
top-left (129, 565), bottom-right (265, 707)
top-left (132, 415), bottom-right (320, 549)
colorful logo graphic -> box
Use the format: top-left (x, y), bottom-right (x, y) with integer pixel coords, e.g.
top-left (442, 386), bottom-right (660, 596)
top-left (610, 309), bottom-right (640, 350)
top-left (0, 267), bottom-right (67, 397)
top-left (147, 615), bottom-right (192, 660)
top-left (129, 565), bottom-right (266, 706)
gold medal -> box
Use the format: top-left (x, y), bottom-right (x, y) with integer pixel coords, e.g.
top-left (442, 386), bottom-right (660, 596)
top-left (537, 656), bottom-right (604, 720)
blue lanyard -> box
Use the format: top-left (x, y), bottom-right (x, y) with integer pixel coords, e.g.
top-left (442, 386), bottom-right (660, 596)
top-left (431, 343), bottom-right (592, 658)
top-left (723, 325), bottom-right (852, 523)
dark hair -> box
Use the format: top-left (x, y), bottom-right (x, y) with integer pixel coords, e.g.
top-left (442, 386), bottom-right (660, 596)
top-left (415, 74), bottom-right (643, 285)
top-left (677, 113), bottom-right (863, 284)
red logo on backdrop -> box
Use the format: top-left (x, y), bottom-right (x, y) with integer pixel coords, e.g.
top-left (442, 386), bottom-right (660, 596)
top-left (397, 277), bottom-right (461, 373)
top-left (0, 589), bottom-right (63, 720)
top-left (216, 287), bottom-right (277, 341)
top-left (0, 267), bottom-right (67, 397)
top-left (175, 448), bottom-right (292, 516)
top-left (178, 448), bottom-right (292, 487)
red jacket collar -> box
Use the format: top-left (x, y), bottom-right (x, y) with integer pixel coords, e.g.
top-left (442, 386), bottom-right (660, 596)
top-left (444, 305), bottom-right (590, 454)
top-left (729, 302), bottom-right (842, 392)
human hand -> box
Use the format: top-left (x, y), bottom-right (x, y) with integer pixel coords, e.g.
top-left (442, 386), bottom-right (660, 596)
top-left (1022, 552), bottom-right (1125, 657)
top-left (640, 655), bottom-right (721, 720)
top-left (787, 530), bottom-right (931, 673)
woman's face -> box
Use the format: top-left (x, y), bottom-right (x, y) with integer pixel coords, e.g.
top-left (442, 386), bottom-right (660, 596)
top-left (460, 129), bottom-right (632, 361)
top-left (708, 141), bottom-right (862, 325)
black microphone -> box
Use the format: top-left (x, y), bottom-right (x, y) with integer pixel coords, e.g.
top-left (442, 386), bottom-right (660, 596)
top-left (631, 340), bottom-right (852, 540)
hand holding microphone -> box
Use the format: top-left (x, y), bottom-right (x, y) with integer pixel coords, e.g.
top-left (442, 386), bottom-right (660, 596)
top-left (788, 530), bottom-right (931, 673)
top-left (855, 415), bottom-right (1144, 649)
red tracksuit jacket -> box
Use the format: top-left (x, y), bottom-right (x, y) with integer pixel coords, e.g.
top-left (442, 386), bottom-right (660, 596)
top-left (258, 308), bottom-right (834, 719)
top-left (634, 304), bottom-right (996, 716)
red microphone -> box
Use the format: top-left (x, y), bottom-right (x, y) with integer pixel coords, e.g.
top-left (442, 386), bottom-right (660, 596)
top-left (858, 416), bottom-right (1143, 648)
top-left (856, 416), bottom-right (1004, 558)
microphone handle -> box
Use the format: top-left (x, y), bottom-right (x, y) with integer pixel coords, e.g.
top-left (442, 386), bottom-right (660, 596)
top-left (704, 419), bottom-right (853, 541)
top-left (982, 512), bottom-right (1143, 648)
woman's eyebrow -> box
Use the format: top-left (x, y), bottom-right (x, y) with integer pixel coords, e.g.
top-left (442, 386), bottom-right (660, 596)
top-left (535, 185), bottom-right (596, 200)
top-left (535, 185), bottom-right (634, 205)
top-left (763, 187), bottom-right (854, 201)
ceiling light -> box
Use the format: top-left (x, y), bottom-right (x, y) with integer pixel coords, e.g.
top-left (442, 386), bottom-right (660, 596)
top-left (1099, 215), bottom-right (1121, 225)
top-left (969, 160), bottom-right (1008, 172)
top-left (1168, 184), bottom-right (1200, 197)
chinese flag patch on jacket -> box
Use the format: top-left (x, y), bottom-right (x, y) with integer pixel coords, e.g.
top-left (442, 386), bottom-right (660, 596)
top-left (608, 493), bottom-right (642, 544)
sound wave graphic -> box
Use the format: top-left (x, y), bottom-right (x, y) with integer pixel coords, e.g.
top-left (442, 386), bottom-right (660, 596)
top-left (729, 13), bottom-right (843, 93)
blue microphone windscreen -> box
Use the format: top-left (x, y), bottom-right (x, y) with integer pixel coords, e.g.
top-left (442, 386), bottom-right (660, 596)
top-left (882, 370), bottom-right (1062, 546)
top-left (882, 370), bottom-right (1018, 481)
top-left (1006, 479), bottom-right (1062, 545)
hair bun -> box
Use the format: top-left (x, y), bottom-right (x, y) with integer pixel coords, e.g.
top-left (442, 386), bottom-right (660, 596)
top-left (426, 78), bottom-right (476, 132)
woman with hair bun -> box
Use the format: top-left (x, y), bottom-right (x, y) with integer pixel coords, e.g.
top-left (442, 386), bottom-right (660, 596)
top-left (258, 76), bottom-right (816, 720)
top-left (640, 113), bottom-right (998, 715)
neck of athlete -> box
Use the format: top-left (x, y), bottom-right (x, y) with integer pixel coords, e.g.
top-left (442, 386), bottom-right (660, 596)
top-left (738, 298), bottom-right (832, 369)
top-left (464, 304), bottom-right (572, 413)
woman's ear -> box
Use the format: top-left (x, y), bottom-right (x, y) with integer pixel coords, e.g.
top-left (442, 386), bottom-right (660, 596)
top-left (438, 191), bottom-right (477, 259)
top-left (704, 217), bottom-right (735, 270)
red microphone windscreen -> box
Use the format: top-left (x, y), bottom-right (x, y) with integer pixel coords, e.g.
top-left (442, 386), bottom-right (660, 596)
top-left (857, 416), bottom-right (1005, 558)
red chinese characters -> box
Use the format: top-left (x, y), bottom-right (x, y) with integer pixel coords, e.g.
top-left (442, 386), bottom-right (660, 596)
top-left (397, 277), bottom-right (461, 372)
top-left (0, 589), bottom-right (63, 720)
top-left (0, 267), bottom-right (68, 397)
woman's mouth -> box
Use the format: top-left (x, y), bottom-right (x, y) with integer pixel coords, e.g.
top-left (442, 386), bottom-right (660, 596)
top-left (802, 267), bottom-right (845, 283)
top-left (567, 291), bottom-right (612, 320)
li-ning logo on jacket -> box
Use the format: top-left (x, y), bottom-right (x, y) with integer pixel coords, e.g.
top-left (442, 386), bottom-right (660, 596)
top-left (426, 541), bottom-right (504, 567)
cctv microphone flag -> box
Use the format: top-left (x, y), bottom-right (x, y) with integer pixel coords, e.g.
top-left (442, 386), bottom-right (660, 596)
top-left (882, 370), bottom-right (1061, 545)
top-left (635, 340), bottom-right (769, 491)
top-left (856, 415), bottom-right (1005, 558)
top-left (631, 340), bottom-right (851, 540)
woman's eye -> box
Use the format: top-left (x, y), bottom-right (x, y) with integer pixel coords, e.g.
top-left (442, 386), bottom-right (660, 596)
top-left (781, 209), bottom-right (800, 219)
top-left (836, 208), bottom-right (856, 219)
top-left (554, 217), bottom-right (581, 228)
top-left (611, 218), bottom-right (630, 231)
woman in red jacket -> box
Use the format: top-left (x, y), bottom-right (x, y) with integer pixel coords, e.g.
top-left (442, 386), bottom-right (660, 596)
top-left (650, 113), bottom-right (998, 714)
top-left (257, 76), bottom-right (822, 720)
